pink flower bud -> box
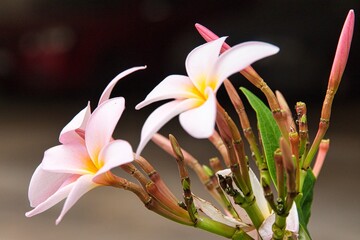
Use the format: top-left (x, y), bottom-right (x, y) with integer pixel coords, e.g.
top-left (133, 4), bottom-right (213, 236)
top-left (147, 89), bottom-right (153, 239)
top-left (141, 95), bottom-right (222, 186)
top-left (328, 10), bottom-right (354, 91)
top-left (313, 139), bottom-right (330, 178)
top-left (195, 23), bottom-right (230, 53)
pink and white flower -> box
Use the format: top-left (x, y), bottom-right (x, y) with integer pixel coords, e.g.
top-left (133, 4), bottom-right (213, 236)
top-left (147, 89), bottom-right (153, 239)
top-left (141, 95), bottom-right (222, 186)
top-left (26, 66), bottom-right (145, 224)
top-left (135, 38), bottom-right (279, 155)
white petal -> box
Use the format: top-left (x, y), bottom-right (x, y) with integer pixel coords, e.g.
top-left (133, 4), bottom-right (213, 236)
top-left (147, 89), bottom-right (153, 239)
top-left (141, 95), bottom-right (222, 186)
top-left (216, 169), bottom-right (253, 224)
top-left (135, 75), bottom-right (196, 110)
top-left (98, 66), bottom-right (146, 105)
top-left (247, 230), bottom-right (261, 240)
top-left (27, 164), bottom-right (73, 207)
top-left (185, 37), bottom-right (226, 91)
top-left (193, 195), bottom-right (250, 230)
top-left (56, 174), bottom-right (98, 224)
top-left (258, 204), bottom-right (299, 240)
top-left (85, 97), bottom-right (125, 162)
top-left (213, 41), bottom-right (279, 91)
top-left (59, 103), bottom-right (91, 144)
top-left (42, 144), bottom-right (95, 175)
top-left (249, 169), bottom-right (271, 218)
top-left (26, 179), bottom-right (76, 218)
top-left (95, 140), bottom-right (134, 178)
top-left (285, 203), bottom-right (299, 233)
top-left (216, 168), bottom-right (272, 223)
top-left (179, 87), bottom-right (216, 138)
top-left (136, 99), bottom-right (196, 156)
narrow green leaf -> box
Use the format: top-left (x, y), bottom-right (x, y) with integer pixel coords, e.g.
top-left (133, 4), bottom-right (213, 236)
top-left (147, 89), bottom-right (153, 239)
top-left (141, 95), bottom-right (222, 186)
top-left (240, 87), bottom-right (281, 186)
top-left (299, 224), bottom-right (312, 240)
top-left (297, 169), bottom-right (316, 226)
top-left (296, 169), bottom-right (316, 239)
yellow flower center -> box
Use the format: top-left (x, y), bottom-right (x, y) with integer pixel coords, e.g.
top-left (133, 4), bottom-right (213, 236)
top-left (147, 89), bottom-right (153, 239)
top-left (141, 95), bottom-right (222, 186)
top-left (188, 74), bottom-right (217, 102)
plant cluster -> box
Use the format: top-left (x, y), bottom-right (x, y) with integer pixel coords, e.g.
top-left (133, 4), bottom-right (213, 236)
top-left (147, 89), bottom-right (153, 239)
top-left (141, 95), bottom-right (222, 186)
top-left (26, 10), bottom-right (354, 240)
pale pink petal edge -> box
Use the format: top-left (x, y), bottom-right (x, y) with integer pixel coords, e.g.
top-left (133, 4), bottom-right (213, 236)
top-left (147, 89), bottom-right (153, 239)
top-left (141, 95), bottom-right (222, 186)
top-left (136, 99), bottom-right (195, 157)
top-left (85, 97), bottom-right (125, 161)
top-left (55, 174), bottom-right (98, 224)
top-left (135, 75), bottom-right (196, 110)
top-left (98, 66), bottom-right (146, 105)
top-left (59, 102), bottom-right (91, 144)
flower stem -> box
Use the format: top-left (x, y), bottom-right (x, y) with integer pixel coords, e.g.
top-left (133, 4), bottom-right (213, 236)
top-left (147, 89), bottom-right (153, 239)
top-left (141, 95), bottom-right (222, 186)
top-left (151, 133), bottom-right (223, 206)
top-left (209, 131), bottom-right (231, 167)
top-left (135, 155), bottom-right (179, 203)
top-left (224, 79), bottom-right (265, 172)
top-left (272, 215), bottom-right (287, 240)
top-left (195, 216), bottom-right (253, 239)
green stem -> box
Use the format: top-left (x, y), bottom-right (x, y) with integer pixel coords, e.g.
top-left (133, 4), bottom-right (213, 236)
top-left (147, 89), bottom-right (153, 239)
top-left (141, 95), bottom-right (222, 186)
top-left (299, 169), bottom-right (308, 192)
top-left (303, 119), bottom-right (329, 169)
top-left (272, 214), bottom-right (287, 240)
top-left (224, 79), bottom-right (269, 186)
top-left (242, 199), bottom-right (265, 229)
top-left (219, 174), bottom-right (265, 230)
top-left (216, 186), bottom-right (240, 219)
top-left (231, 229), bottom-right (254, 240)
top-left (195, 217), bottom-right (252, 239)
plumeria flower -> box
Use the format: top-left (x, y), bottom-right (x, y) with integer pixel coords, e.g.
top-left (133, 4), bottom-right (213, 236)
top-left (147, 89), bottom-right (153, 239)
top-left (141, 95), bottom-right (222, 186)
top-left (26, 66), bottom-right (145, 224)
top-left (216, 169), bottom-right (299, 239)
top-left (135, 38), bottom-right (279, 155)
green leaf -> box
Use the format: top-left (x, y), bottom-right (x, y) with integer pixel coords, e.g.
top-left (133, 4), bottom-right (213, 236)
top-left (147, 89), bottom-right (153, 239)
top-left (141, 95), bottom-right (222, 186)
top-left (296, 169), bottom-right (316, 239)
top-left (297, 170), bottom-right (316, 226)
top-left (240, 87), bottom-right (281, 186)
top-left (299, 223), bottom-right (312, 240)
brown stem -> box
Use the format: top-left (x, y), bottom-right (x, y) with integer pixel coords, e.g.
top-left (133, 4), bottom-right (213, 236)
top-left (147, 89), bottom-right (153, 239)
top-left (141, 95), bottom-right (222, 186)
top-left (296, 102), bottom-right (309, 160)
top-left (223, 111), bottom-right (251, 191)
top-left (289, 132), bottom-right (300, 193)
top-left (276, 90), bottom-right (297, 131)
top-left (120, 163), bottom-right (150, 189)
top-left (209, 131), bottom-right (231, 167)
top-left (303, 89), bottom-right (333, 169)
top-left (135, 155), bottom-right (179, 203)
top-left (274, 149), bottom-right (285, 199)
top-left (151, 133), bottom-right (221, 203)
top-left (216, 103), bottom-right (250, 196)
top-left (224, 79), bottom-right (264, 169)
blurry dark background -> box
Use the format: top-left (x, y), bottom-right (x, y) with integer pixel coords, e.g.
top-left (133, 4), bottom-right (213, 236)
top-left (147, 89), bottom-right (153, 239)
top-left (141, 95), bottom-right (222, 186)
top-left (0, 0), bottom-right (359, 239)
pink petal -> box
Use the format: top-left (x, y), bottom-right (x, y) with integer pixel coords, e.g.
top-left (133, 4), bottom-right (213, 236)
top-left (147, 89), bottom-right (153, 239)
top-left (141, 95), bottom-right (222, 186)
top-left (213, 41), bottom-right (279, 91)
top-left (98, 66), bottom-right (147, 106)
top-left (85, 97), bottom-right (125, 162)
top-left (56, 174), bottom-right (98, 224)
top-left (59, 103), bottom-right (91, 144)
top-left (135, 75), bottom-right (196, 110)
top-left (95, 140), bottom-right (134, 178)
top-left (27, 164), bottom-right (73, 207)
top-left (42, 144), bottom-right (96, 175)
top-left (185, 37), bottom-right (226, 91)
top-left (136, 99), bottom-right (196, 156)
top-left (179, 87), bottom-right (216, 138)
top-left (26, 179), bottom-right (76, 218)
